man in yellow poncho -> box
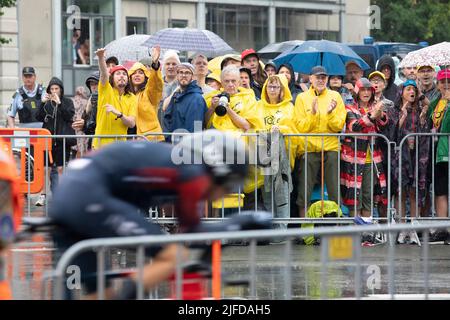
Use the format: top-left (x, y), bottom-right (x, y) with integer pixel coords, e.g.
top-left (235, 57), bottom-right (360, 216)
top-left (293, 66), bottom-right (346, 218)
top-left (93, 48), bottom-right (137, 149)
top-left (203, 65), bottom-right (263, 213)
top-left (128, 46), bottom-right (164, 141)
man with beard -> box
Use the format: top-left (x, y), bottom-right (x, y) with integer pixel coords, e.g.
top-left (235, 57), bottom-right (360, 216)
top-left (241, 49), bottom-right (267, 99)
top-left (93, 48), bottom-right (137, 149)
top-left (344, 61), bottom-right (364, 104)
top-left (417, 65), bottom-right (440, 103)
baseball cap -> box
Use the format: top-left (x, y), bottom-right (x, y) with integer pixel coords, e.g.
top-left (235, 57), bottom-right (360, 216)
top-left (241, 49), bottom-right (259, 61)
top-left (368, 71), bottom-right (386, 81)
top-left (310, 66), bottom-right (328, 76)
top-left (22, 67), bottom-right (36, 75)
top-left (176, 62), bottom-right (195, 74)
top-left (403, 79), bottom-right (417, 88)
top-left (345, 60), bottom-right (362, 70)
top-left (354, 77), bottom-right (374, 95)
top-left (106, 56), bottom-right (119, 65)
top-left (109, 65), bottom-right (128, 75)
top-left (437, 69), bottom-right (450, 81)
top-left (220, 54), bottom-right (241, 70)
top-left (417, 65), bottom-right (434, 71)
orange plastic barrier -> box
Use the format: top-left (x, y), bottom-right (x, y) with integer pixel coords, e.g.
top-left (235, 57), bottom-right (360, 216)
top-left (0, 128), bottom-right (52, 194)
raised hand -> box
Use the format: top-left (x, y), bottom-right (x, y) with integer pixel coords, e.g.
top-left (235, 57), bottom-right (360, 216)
top-left (151, 45), bottom-right (161, 64)
top-left (95, 48), bottom-right (106, 59)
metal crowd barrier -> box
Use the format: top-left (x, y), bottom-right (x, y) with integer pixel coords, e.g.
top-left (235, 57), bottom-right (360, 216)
top-left (3, 130), bottom-right (450, 225)
top-left (397, 133), bottom-right (450, 221)
top-left (47, 221), bottom-right (450, 300)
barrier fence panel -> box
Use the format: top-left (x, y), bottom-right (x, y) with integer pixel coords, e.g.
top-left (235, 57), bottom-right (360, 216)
top-left (5, 130), bottom-right (450, 226)
top-left (0, 133), bottom-right (149, 217)
top-left (45, 221), bottom-right (450, 300)
top-left (397, 133), bottom-right (450, 223)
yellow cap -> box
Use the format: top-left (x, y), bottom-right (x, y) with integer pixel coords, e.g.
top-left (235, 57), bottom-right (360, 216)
top-left (368, 71), bottom-right (386, 81)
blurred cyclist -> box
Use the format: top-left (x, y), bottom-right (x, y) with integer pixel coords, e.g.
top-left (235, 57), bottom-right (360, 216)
top-left (48, 130), bottom-right (249, 299)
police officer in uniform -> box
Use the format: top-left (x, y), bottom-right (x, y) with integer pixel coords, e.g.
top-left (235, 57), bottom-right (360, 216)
top-left (7, 67), bottom-right (45, 128)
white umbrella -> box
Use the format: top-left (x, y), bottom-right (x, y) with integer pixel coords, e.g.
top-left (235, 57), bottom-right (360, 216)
top-left (142, 28), bottom-right (234, 57)
top-left (399, 42), bottom-right (450, 68)
top-left (97, 34), bottom-right (151, 64)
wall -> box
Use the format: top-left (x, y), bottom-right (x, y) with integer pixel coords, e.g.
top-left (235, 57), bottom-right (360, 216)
top-left (0, 5), bottom-right (19, 119)
top-left (344, 0), bottom-right (370, 43)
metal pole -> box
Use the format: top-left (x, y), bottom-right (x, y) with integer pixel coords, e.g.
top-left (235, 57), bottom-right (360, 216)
top-left (175, 244), bottom-right (183, 300)
top-left (320, 236), bottom-right (328, 299)
top-left (284, 239), bottom-right (292, 300)
top-left (249, 239), bottom-right (257, 299)
top-left (137, 246), bottom-right (144, 300)
top-left (97, 247), bottom-right (105, 300)
top-left (388, 232), bottom-right (395, 299)
top-left (423, 231), bottom-right (429, 299)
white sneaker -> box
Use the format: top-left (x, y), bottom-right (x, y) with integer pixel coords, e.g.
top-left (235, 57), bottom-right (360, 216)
top-left (35, 194), bottom-right (46, 206)
top-left (408, 231), bottom-right (421, 246)
top-left (397, 231), bottom-right (408, 244)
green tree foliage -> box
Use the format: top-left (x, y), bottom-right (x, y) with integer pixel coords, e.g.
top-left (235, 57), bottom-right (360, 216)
top-left (0, 0), bottom-right (17, 44)
top-left (371, 0), bottom-right (450, 44)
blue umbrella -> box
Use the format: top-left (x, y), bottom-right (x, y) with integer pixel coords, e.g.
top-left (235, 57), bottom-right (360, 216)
top-left (273, 40), bottom-right (370, 75)
top-left (141, 28), bottom-right (234, 57)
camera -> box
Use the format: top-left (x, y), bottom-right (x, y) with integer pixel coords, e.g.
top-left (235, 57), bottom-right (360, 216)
top-left (214, 93), bottom-right (230, 117)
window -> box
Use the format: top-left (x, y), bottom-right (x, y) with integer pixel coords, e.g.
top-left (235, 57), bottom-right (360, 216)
top-left (127, 17), bottom-right (148, 35)
top-left (306, 30), bottom-right (339, 42)
top-left (62, 0), bottom-right (115, 67)
top-left (168, 19), bottom-right (188, 28)
top-left (61, 0), bottom-right (115, 96)
top-left (206, 4), bottom-right (268, 52)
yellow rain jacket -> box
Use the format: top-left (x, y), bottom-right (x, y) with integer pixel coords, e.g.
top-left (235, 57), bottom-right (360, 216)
top-left (293, 87), bottom-right (346, 156)
top-left (256, 74), bottom-right (299, 169)
top-left (128, 62), bottom-right (164, 141)
top-left (204, 88), bottom-right (262, 132)
top-left (93, 81), bottom-right (138, 149)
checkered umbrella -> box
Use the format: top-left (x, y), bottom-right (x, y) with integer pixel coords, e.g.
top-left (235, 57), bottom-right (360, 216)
top-left (99, 34), bottom-right (151, 64)
top-left (142, 28), bottom-right (234, 58)
top-left (399, 42), bottom-right (450, 68)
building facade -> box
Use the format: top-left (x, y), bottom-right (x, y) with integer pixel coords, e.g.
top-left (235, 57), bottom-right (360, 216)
top-left (0, 0), bottom-right (370, 115)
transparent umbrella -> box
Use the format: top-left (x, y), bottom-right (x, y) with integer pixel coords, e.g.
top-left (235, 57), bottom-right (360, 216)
top-left (142, 28), bottom-right (234, 58)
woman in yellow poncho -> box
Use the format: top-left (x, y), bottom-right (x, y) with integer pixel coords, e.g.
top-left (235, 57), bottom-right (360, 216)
top-left (128, 46), bottom-right (164, 141)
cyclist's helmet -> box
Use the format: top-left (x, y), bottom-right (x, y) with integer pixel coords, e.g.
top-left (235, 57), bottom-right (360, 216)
top-left (175, 130), bottom-right (249, 190)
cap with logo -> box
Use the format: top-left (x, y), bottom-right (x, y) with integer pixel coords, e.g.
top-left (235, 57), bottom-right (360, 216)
top-left (22, 67), bottom-right (35, 75)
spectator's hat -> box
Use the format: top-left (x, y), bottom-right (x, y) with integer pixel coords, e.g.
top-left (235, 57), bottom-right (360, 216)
top-left (354, 77), bottom-right (375, 94)
top-left (206, 71), bottom-right (221, 86)
top-left (239, 67), bottom-right (252, 79)
top-left (22, 67), bottom-right (35, 76)
top-left (437, 69), bottom-right (450, 81)
top-left (106, 56), bottom-right (119, 65)
top-left (128, 62), bottom-right (151, 78)
top-left (241, 49), bottom-right (259, 61)
top-left (220, 54), bottom-right (241, 70)
top-left (176, 62), bottom-right (195, 75)
top-left (345, 60), bottom-right (362, 70)
top-left (310, 65), bottom-right (328, 76)
top-left (403, 79), bottom-right (417, 88)
top-left (109, 65), bottom-right (128, 76)
top-left (417, 65), bottom-right (434, 72)
top-left (368, 71), bottom-right (386, 81)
